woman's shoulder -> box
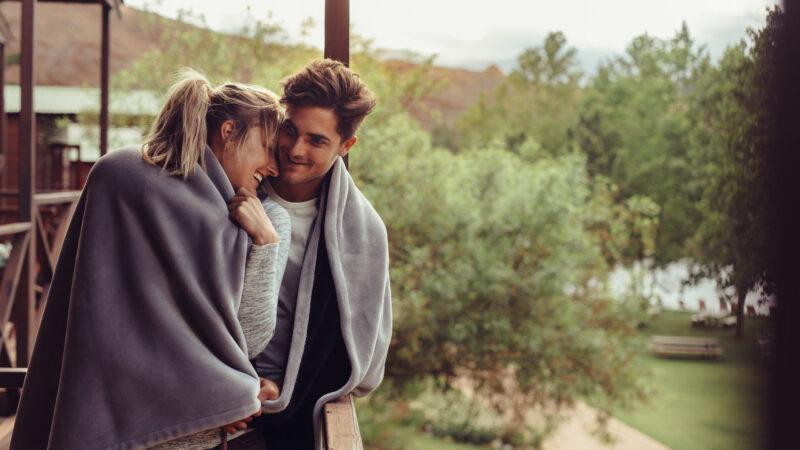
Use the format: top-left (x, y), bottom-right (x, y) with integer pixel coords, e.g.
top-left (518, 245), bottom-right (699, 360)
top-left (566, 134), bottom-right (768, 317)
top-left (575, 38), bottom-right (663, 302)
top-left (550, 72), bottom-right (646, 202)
top-left (89, 147), bottom-right (143, 176)
top-left (83, 147), bottom-right (153, 198)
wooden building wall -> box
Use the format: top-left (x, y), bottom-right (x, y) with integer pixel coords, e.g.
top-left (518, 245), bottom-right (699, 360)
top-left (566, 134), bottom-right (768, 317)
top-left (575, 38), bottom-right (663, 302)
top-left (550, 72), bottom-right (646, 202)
top-left (0, 113), bottom-right (83, 223)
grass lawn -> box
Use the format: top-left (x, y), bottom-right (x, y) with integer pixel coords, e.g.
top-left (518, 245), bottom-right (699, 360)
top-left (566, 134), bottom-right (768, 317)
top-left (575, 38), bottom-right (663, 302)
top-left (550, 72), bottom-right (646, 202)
top-left (614, 310), bottom-right (771, 450)
top-left (401, 427), bottom-right (488, 450)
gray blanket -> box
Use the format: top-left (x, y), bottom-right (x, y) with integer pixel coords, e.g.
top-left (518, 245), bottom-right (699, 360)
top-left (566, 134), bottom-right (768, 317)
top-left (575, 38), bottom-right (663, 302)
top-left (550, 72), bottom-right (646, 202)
top-left (260, 157), bottom-right (393, 449)
top-left (10, 148), bottom-right (261, 450)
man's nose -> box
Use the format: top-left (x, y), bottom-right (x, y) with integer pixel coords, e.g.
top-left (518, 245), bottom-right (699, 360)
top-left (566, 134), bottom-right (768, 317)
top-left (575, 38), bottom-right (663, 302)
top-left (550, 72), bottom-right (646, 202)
top-left (287, 137), bottom-right (304, 159)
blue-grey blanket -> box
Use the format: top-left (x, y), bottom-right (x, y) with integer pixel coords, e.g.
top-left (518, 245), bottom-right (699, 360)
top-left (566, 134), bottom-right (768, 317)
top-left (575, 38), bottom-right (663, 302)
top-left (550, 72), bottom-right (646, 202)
top-left (10, 148), bottom-right (261, 450)
top-left (258, 157), bottom-right (393, 449)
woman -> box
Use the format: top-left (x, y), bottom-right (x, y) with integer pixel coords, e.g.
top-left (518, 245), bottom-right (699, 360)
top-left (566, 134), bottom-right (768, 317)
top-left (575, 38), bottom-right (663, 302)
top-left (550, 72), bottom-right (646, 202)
top-left (9, 70), bottom-right (289, 450)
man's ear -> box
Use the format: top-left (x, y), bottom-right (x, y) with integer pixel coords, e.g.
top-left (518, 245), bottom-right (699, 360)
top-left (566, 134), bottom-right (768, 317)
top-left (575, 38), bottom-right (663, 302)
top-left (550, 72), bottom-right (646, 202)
top-left (339, 136), bottom-right (358, 157)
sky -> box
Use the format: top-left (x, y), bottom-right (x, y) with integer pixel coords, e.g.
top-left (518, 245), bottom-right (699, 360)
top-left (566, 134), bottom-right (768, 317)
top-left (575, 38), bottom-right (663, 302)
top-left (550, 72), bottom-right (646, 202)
top-left (125, 0), bottom-right (780, 73)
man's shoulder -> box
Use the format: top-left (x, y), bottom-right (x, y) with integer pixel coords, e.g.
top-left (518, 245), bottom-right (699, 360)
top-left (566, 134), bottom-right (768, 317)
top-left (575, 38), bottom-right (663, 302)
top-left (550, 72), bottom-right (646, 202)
top-left (345, 182), bottom-right (388, 241)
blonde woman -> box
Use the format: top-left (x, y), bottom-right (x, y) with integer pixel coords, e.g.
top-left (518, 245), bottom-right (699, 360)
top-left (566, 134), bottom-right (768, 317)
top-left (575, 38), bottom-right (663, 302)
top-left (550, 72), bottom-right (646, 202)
top-left (10, 70), bottom-right (289, 450)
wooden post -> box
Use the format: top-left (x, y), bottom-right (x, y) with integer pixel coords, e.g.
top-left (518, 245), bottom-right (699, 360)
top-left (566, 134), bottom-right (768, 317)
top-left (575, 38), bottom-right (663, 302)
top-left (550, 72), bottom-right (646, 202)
top-left (0, 43), bottom-right (6, 160)
top-left (100, 2), bottom-right (110, 156)
top-left (324, 0), bottom-right (349, 167)
top-left (15, 0), bottom-right (37, 365)
top-left (324, 0), bottom-right (349, 66)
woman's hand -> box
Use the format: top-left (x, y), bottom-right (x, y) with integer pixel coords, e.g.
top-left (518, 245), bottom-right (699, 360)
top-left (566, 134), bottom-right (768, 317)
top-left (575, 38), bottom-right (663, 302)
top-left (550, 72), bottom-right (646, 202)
top-left (223, 378), bottom-right (281, 434)
top-left (228, 188), bottom-right (278, 246)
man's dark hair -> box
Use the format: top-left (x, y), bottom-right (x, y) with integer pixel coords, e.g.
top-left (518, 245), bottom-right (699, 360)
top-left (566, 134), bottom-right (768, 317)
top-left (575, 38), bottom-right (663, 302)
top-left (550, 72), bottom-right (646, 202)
top-left (281, 59), bottom-right (376, 140)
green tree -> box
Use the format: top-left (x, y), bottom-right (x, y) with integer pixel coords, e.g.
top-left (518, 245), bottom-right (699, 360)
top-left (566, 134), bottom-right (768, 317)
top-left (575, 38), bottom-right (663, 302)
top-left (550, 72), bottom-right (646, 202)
top-left (352, 115), bottom-right (647, 443)
top-left (96, 8), bottom-right (318, 132)
top-left (572, 23), bottom-right (710, 265)
top-left (687, 7), bottom-right (781, 338)
top-left (457, 32), bottom-right (583, 156)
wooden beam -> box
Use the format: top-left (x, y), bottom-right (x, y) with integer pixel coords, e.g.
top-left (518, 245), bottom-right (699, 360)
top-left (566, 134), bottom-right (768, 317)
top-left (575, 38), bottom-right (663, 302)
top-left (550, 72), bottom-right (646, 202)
top-left (100, 2), bottom-right (110, 156)
top-left (51, 198), bottom-right (79, 256)
top-left (0, 368), bottom-right (26, 388)
top-left (34, 190), bottom-right (81, 205)
top-left (0, 43), bottom-right (6, 161)
top-left (0, 222), bottom-right (32, 236)
top-left (34, 209), bottom-right (54, 273)
top-left (324, 0), bottom-right (349, 66)
top-left (0, 233), bottom-right (30, 330)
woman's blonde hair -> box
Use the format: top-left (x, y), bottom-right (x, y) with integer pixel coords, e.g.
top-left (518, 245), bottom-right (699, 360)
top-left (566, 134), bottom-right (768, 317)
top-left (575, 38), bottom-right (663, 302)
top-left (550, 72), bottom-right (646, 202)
top-left (142, 69), bottom-right (283, 177)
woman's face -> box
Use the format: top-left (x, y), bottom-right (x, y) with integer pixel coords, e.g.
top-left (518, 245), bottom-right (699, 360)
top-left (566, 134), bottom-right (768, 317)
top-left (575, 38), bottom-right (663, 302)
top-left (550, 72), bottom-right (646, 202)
top-left (219, 124), bottom-right (278, 193)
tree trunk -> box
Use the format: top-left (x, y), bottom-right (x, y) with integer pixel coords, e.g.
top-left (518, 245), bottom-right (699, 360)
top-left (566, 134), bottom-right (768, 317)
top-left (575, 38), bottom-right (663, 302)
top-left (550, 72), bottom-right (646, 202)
top-left (735, 289), bottom-right (746, 339)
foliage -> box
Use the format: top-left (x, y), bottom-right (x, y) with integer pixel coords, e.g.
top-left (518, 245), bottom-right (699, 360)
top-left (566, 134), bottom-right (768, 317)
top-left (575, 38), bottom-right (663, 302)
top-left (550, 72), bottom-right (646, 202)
top-left (457, 32), bottom-right (583, 156)
top-left (97, 3), bottom-right (780, 444)
top-left (351, 114), bottom-right (647, 439)
top-left (91, 7), bottom-right (318, 131)
top-left (686, 7), bottom-right (782, 337)
top-left (571, 23), bottom-right (711, 265)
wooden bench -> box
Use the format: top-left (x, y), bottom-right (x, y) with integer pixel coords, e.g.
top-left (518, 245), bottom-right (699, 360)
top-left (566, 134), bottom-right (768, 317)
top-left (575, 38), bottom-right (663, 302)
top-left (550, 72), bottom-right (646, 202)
top-left (650, 335), bottom-right (723, 359)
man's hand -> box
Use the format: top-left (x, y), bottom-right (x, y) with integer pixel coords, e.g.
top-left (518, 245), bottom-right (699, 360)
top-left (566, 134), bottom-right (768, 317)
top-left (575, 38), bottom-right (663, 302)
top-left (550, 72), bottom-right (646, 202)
top-left (257, 377), bottom-right (280, 402)
top-left (223, 378), bottom-right (281, 434)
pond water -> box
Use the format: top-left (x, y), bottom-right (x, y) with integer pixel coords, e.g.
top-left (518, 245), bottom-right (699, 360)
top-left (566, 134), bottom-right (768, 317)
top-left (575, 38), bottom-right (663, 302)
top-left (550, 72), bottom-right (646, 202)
top-left (608, 260), bottom-right (774, 315)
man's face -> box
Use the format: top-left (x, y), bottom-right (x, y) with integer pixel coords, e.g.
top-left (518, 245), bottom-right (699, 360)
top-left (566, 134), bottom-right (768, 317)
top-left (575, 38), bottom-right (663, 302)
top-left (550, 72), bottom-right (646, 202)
top-left (275, 106), bottom-right (355, 198)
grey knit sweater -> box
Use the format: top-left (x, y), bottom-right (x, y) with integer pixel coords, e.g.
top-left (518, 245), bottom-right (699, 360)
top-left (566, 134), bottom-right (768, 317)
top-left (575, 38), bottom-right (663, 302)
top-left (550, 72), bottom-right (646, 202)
top-left (151, 199), bottom-right (290, 449)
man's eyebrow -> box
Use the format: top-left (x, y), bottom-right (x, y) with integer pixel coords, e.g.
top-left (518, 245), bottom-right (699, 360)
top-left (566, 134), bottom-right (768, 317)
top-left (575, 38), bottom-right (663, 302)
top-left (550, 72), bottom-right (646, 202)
top-left (308, 132), bottom-right (331, 143)
top-left (282, 120), bottom-right (297, 131)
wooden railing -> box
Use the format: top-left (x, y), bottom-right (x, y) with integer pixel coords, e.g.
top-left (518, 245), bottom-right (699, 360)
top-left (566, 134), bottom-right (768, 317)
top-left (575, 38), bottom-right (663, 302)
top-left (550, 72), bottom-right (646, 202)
top-left (0, 222), bottom-right (32, 392)
top-left (0, 190), bottom-right (364, 448)
top-left (0, 191), bottom-right (81, 401)
top-left (324, 395), bottom-right (364, 450)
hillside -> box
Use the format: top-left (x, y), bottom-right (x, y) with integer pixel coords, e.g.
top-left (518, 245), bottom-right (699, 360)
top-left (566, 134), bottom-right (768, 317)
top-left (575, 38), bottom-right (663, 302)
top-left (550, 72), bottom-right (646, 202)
top-left (0, 3), bottom-right (504, 129)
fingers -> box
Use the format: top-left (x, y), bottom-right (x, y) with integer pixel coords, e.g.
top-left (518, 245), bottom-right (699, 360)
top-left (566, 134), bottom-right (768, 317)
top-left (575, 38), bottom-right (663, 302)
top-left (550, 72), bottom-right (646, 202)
top-left (223, 418), bottom-right (251, 434)
top-left (257, 378), bottom-right (281, 402)
top-left (224, 424), bottom-right (241, 434)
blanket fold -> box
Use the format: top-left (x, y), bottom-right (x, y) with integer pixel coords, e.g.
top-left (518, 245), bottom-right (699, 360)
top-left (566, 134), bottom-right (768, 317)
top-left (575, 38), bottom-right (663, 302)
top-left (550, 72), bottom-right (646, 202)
top-left (11, 148), bottom-right (261, 450)
top-left (257, 157), bottom-right (393, 449)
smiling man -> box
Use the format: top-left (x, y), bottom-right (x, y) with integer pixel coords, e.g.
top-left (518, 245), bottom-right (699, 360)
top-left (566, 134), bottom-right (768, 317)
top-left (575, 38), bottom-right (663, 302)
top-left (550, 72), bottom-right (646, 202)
top-left (252, 59), bottom-right (392, 450)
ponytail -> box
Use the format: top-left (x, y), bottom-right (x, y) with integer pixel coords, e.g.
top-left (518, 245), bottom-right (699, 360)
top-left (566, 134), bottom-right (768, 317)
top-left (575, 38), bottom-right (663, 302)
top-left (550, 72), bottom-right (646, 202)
top-left (142, 69), bottom-right (284, 178)
top-left (142, 69), bottom-right (212, 177)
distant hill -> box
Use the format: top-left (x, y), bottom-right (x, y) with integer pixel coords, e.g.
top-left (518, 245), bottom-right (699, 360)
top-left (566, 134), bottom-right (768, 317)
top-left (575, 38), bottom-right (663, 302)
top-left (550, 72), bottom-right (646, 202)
top-left (0, 3), bottom-right (504, 129)
top-left (384, 60), bottom-right (504, 131)
top-left (0, 3), bottom-right (163, 86)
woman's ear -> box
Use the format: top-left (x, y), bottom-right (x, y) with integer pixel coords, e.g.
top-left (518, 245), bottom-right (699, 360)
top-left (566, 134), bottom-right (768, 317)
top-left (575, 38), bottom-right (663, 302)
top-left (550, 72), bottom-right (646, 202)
top-left (219, 120), bottom-right (235, 142)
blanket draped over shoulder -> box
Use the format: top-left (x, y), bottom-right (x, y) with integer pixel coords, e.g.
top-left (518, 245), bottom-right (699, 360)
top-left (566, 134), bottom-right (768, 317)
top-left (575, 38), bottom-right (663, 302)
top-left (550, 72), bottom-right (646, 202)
top-left (10, 148), bottom-right (261, 450)
top-left (257, 157), bottom-right (393, 449)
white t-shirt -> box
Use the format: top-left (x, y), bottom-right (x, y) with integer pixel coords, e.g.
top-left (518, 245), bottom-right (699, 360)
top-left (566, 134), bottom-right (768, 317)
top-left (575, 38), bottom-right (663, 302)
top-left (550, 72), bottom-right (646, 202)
top-left (254, 180), bottom-right (318, 383)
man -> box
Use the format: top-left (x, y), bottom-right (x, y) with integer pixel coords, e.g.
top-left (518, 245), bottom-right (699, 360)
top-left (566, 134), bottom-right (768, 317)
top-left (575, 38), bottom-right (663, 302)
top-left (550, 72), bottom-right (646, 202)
top-left (253, 59), bottom-right (392, 449)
